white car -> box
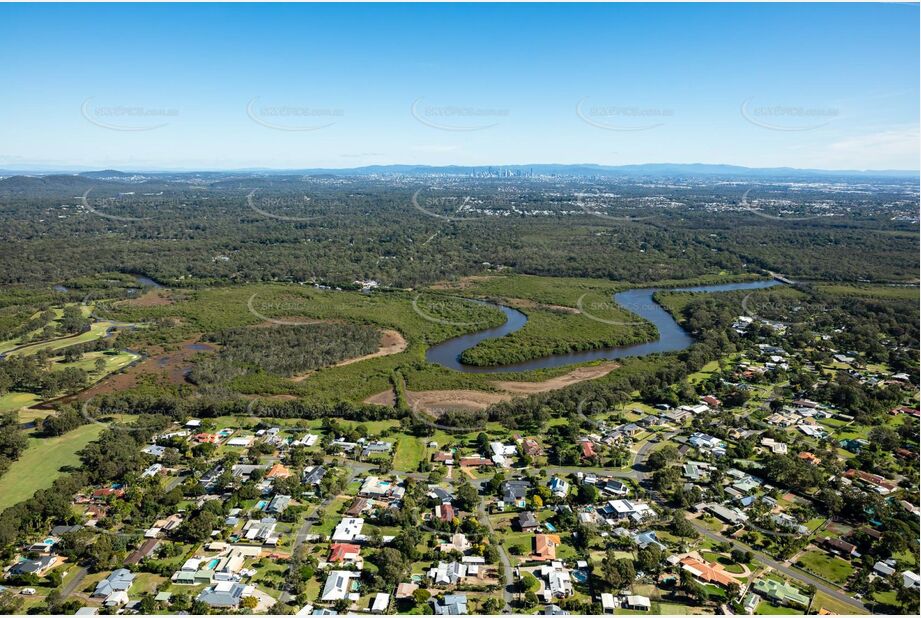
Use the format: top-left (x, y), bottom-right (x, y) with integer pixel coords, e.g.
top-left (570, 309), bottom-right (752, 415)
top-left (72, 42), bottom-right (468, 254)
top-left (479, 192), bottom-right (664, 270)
top-left (20, 588), bottom-right (36, 595)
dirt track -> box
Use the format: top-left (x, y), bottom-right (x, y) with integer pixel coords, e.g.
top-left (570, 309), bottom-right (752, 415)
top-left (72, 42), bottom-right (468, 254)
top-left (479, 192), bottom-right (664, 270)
top-left (290, 329), bottom-right (407, 382)
top-left (364, 361), bottom-right (619, 413)
top-left (334, 329), bottom-right (406, 367)
top-left (493, 362), bottom-right (618, 393)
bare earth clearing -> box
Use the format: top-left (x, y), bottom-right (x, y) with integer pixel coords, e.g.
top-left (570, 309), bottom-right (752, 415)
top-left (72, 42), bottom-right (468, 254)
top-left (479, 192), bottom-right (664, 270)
top-left (364, 361), bottom-right (619, 412)
top-left (120, 289), bottom-right (175, 307)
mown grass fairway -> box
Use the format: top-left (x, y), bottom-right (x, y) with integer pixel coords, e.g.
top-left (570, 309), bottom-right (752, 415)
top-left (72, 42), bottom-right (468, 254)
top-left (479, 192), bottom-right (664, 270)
top-left (0, 423), bottom-right (106, 510)
top-left (0, 391), bottom-right (41, 413)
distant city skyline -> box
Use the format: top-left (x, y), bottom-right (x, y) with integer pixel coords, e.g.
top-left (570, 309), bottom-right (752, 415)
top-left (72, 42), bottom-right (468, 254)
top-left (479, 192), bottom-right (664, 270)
top-left (2, 2), bottom-right (918, 171)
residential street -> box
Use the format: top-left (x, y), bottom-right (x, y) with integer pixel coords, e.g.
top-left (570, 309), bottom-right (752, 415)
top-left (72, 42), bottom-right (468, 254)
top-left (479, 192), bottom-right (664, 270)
top-left (687, 518), bottom-right (867, 613)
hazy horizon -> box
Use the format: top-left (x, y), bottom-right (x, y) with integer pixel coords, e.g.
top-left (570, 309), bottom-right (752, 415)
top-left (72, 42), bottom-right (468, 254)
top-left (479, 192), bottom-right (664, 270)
top-left (2, 2), bottom-right (919, 171)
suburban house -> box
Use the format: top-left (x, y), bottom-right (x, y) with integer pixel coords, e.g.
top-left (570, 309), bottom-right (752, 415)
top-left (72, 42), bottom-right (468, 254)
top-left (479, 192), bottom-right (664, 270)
top-left (752, 579), bottom-right (810, 608)
top-left (549, 477), bottom-right (570, 497)
top-left (824, 538), bottom-right (858, 557)
top-left (458, 456), bottom-right (493, 467)
top-left (433, 593), bottom-right (468, 615)
top-left (532, 534), bottom-right (561, 561)
top-left (598, 499), bottom-right (655, 524)
top-left (197, 582), bottom-right (254, 608)
top-left (429, 561), bottom-right (467, 586)
top-left (8, 556), bottom-right (57, 577)
top-left (502, 479), bottom-right (530, 503)
top-left (321, 570), bottom-right (358, 602)
top-left (537, 562), bottom-right (573, 600)
top-left (266, 494), bottom-right (291, 514)
top-left (679, 556), bottom-right (738, 588)
top-left (328, 543), bottom-right (362, 565)
top-left (303, 465), bottom-right (326, 486)
top-left (435, 503), bottom-right (456, 523)
top-left (94, 568), bottom-right (135, 598)
top-left (518, 511), bottom-right (540, 531)
top-left (331, 518), bottom-right (365, 543)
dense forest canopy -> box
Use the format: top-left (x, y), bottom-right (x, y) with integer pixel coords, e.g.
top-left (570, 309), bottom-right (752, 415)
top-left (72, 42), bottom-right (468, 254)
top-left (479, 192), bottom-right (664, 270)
top-left (0, 173), bottom-right (916, 290)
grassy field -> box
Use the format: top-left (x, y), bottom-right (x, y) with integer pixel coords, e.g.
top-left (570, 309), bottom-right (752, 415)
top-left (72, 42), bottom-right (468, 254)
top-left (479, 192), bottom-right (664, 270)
top-left (0, 349), bottom-right (140, 414)
top-left (50, 349), bottom-right (140, 375)
top-left (4, 320), bottom-right (118, 357)
top-left (0, 391), bottom-right (42, 413)
top-left (0, 423), bottom-right (106, 510)
top-left (392, 436), bottom-right (427, 472)
top-left (756, 602), bottom-right (803, 615)
top-left (795, 550), bottom-right (854, 585)
top-left (811, 590), bottom-right (869, 615)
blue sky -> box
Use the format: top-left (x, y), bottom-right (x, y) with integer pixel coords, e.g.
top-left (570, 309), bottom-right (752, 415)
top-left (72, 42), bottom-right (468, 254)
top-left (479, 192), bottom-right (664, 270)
top-left (1, 2), bottom-right (918, 171)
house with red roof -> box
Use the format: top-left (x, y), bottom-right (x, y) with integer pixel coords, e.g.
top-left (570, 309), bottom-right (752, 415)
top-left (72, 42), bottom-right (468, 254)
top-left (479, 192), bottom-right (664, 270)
top-left (328, 543), bottom-right (362, 565)
top-left (436, 503), bottom-right (455, 523)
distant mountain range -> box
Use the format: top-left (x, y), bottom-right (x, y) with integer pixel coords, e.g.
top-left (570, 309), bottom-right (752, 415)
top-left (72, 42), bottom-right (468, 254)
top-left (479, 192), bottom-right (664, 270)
top-left (0, 163), bottom-right (917, 190)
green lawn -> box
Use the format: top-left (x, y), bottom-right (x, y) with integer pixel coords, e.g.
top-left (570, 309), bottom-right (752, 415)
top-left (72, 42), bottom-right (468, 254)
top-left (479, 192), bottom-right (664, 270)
top-left (0, 423), bottom-right (106, 510)
top-left (811, 590), bottom-right (869, 615)
top-left (756, 601), bottom-right (803, 615)
top-left (4, 321), bottom-right (119, 357)
top-left (392, 436), bottom-right (426, 472)
top-left (0, 391), bottom-right (42, 413)
top-left (796, 550), bottom-right (854, 585)
top-left (51, 349), bottom-right (140, 376)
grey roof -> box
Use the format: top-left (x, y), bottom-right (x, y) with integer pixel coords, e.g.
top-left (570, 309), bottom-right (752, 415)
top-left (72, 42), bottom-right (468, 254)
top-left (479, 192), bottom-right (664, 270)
top-left (51, 524), bottom-right (83, 536)
top-left (196, 583), bottom-right (247, 607)
top-left (502, 480), bottom-right (530, 501)
top-left (434, 594), bottom-right (468, 615)
top-left (267, 494), bottom-right (291, 513)
top-left (518, 511), bottom-right (539, 529)
top-left (94, 568), bottom-right (135, 597)
top-left (10, 555), bottom-right (56, 575)
top-left (303, 465), bottom-right (327, 485)
top-left (431, 487), bottom-right (453, 503)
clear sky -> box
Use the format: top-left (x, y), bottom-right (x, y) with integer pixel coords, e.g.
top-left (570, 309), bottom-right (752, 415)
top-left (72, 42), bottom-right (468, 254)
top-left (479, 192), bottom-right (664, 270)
top-left (1, 2), bottom-right (918, 171)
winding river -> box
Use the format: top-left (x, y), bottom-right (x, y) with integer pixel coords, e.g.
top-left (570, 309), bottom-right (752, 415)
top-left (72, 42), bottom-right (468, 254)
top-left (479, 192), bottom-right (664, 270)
top-left (426, 279), bottom-right (781, 374)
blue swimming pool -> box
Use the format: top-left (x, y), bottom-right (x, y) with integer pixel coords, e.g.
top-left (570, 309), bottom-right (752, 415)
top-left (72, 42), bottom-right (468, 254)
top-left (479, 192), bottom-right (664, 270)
top-left (206, 558), bottom-right (220, 570)
top-left (255, 500), bottom-right (268, 510)
top-left (544, 523), bottom-right (557, 532)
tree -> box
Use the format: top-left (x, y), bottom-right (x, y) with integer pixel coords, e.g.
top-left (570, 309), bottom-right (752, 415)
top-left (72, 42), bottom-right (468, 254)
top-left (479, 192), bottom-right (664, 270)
top-left (671, 511), bottom-right (697, 539)
top-left (647, 444), bottom-right (680, 470)
top-left (520, 572), bottom-right (539, 592)
top-left (455, 481), bottom-right (479, 512)
top-left (241, 596), bottom-right (259, 610)
top-left (815, 488), bottom-right (843, 517)
top-left (576, 483), bottom-right (599, 504)
top-left (412, 588), bottom-right (431, 606)
top-left (868, 427), bottom-right (899, 451)
top-left (371, 548), bottom-right (407, 586)
top-left (600, 550), bottom-right (635, 589)
top-left (0, 591), bottom-right (24, 615)
top-left (480, 597), bottom-right (504, 613)
top-left (730, 548), bottom-right (751, 565)
top-left (636, 545), bottom-right (663, 573)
